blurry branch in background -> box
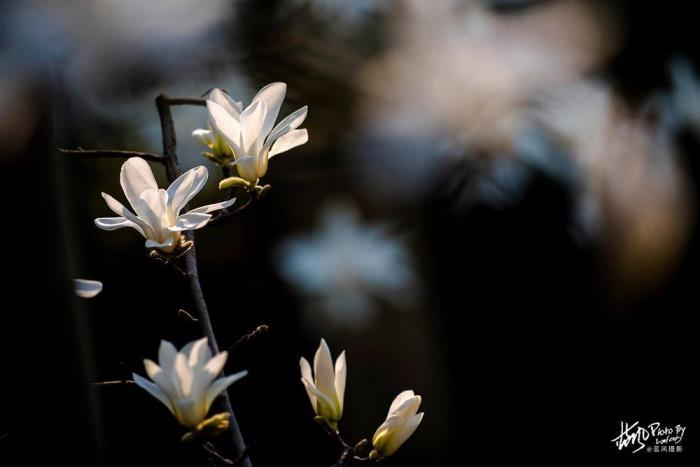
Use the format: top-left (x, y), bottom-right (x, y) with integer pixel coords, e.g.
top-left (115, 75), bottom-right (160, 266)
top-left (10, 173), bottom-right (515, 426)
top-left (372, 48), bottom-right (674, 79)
top-left (58, 148), bottom-right (165, 162)
top-left (61, 93), bottom-right (253, 467)
top-left (168, 97), bottom-right (206, 106)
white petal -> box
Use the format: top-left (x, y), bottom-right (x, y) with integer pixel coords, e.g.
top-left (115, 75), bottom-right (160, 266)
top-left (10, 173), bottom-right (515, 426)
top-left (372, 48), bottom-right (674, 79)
top-left (190, 351), bottom-right (228, 403)
top-left (192, 128), bottom-right (213, 146)
top-left (143, 358), bottom-right (177, 398)
top-left (187, 197), bottom-right (236, 215)
top-left (204, 370), bottom-right (248, 411)
top-left (265, 106), bottom-right (308, 150)
top-left (167, 166), bottom-right (208, 217)
top-left (158, 340), bottom-right (179, 374)
top-left (372, 419), bottom-right (390, 447)
top-left (207, 99), bottom-right (242, 155)
top-left (268, 129), bottom-right (308, 158)
top-left (168, 212), bottom-right (212, 232)
top-left (186, 337), bottom-right (210, 369)
top-left (74, 279), bottom-right (102, 298)
top-left (252, 82), bottom-right (287, 143)
top-left (313, 339), bottom-right (337, 407)
top-left (136, 189), bottom-right (168, 239)
top-left (231, 156), bottom-right (259, 182)
top-left (256, 148), bottom-right (269, 178)
top-left (174, 352), bottom-right (193, 397)
top-left (94, 217), bottom-right (146, 238)
top-left (240, 100), bottom-right (267, 155)
top-left (120, 158), bottom-right (158, 212)
top-left (334, 351), bottom-right (346, 413)
top-left (299, 357), bottom-right (316, 409)
top-left (301, 377), bottom-right (336, 415)
top-left (203, 351), bottom-right (228, 377)
top-left (100, 192), bottom-right (150, 237)
top-left (132, 372), bottom-right (174, 414)
top-left (173, 398), bottom-right (204, 428)
top-left (300, 357), bottom-right (313, 382)
top-left (385, 412), bottom-right (424, 456)
top-left (391, 395), bottom-right (422, 419)
top-left (388, 390), bottom-right (415, 417)
top-left (208, 88), bottom-right (242, 120)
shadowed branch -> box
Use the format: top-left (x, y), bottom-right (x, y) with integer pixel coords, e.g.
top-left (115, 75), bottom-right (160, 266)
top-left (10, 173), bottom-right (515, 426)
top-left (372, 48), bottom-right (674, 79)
top-left (155, 93), bottom-right (252, 467)
top-left (58, 148), bottom-right (165, 163)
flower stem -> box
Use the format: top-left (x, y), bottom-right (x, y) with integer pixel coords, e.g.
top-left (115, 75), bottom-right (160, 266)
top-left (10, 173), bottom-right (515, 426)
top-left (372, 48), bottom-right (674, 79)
top-left (156, 93), bottom-right (252, 467)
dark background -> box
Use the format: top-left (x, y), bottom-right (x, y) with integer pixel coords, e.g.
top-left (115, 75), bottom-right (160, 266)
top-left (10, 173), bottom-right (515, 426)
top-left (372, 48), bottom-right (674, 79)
top-left (1, 0), bottom-right (699, 465)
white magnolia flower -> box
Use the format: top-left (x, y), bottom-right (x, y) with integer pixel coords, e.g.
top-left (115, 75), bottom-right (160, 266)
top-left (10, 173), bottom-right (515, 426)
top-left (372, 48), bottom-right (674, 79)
top-left (278, 203), bottom-right (417, 328)
top-left (299, 338), bottom-right (346, 428)
top-left (194, 83), bottom-right (308, 187)
top-left (74, 279), bottom-right (102, 298)
top-left (370, 390), bottom-right (424, 458)
top-left (95, 157), bottom-right (235, 253)
top-left (132, 338), bottom-right (247, 429)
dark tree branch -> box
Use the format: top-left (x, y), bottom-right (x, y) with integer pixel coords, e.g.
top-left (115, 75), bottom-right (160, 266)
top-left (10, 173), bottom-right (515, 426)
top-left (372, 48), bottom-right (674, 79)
top-left (168, 97), bottom-right (207, 107)
top-left (58, 148), bottom-right (165, 163)
top-left (317, 421), bottom-right (375, 467)
top-left (202, 442), bottom-right (234, 465)
top-left (210, 196), bottom-right (254, 226)
top-left (155, 93), bottom-right (252, 467)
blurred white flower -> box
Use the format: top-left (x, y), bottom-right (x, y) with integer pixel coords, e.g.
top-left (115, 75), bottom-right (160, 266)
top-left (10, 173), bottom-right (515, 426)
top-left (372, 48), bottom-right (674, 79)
top-left (278, 203), bottom-right (417, 328)
top-left (94, 157), bottom-right (234, 253)
top-left (132, 338), bottom-right (247, 429)
top-left (198, 84), bottom-right (308, 189)
top-left (299, 338), bottom-right (346, 429)
top-left (2, 0), bottom-right (234, 120)
top-left (370, 390), bottom-right (423, 458)
top-left (74, 279), bottom-right (102, 298)
top-left (354, 0), bottom-right (620, 203)
top-left (532, 80), bottom-right (693, 289)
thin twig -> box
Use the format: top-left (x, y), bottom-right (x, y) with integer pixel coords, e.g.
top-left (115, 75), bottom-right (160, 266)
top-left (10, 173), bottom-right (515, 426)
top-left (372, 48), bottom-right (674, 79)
top-left (178, 308), bottom-right (199, 323)
top-left (202, 442), bottom-right (234, 465)
top-left (210, 197), bottom-right (254, 226)
top-left (318, 422), bottom-right (374, 467)
top-left (226, 325), bottom-right (269, 353)
top-left (58, 148), bottom-right (165, 163)
top-left (155, 93), bottom-right (252, 467)
top-left (92, 380), bottom-right (134, 386)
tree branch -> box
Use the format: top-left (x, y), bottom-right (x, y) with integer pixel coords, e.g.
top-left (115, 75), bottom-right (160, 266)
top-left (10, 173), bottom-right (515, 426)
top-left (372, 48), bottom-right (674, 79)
top-left (58, 148), bottom-right (165, 163)
top-left (317, 422), bottom-right (374, 467)
top-left (92, 379), bottom-right (134, 386)
top-left (155, 93), bottom-right (252, 467)
top-left (226, 325), bottom-right (269, 354)
top-left (168, 97), bottom-right (207, 107)
top-left (210, 197), bottom-right (254, 226)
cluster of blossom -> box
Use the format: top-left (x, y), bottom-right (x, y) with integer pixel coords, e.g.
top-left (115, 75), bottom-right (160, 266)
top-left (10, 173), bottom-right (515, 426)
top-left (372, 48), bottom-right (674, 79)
top-left (74, 83), bottom-right (422, 461)
top-left (301, 339), bottom-right (423, 459)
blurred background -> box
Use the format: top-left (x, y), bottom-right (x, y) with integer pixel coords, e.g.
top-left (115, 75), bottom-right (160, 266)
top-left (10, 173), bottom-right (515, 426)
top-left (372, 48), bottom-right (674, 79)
top-left (1, 0), bottom-right (699, 465)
